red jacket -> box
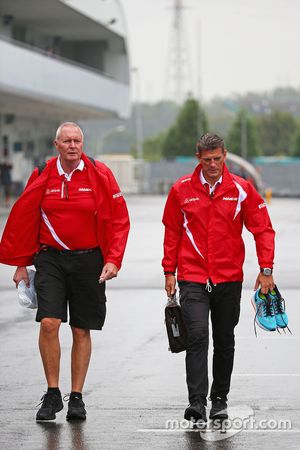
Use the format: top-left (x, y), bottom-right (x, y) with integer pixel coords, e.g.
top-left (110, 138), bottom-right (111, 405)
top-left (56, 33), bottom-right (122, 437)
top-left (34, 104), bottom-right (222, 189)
top-left (0, 153), bottom-right (130, 269)
top-left (162, 164), bottom-right (275, 284)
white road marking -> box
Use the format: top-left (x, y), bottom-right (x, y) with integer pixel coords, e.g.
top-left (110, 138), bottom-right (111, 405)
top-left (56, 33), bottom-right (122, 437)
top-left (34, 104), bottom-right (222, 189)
top-left (232, 373), bottom-right (300, 377)
top-left (137, 429), bottom-right (300, 433)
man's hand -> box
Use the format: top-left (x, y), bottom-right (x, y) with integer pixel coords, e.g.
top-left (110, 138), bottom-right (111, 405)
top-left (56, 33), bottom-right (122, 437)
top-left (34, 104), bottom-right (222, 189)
top-left (254, 272), bottom-right (275, 295)
top-left (99, 263), bottom-right (118, 283)
top-left (13, 266), bottom-right (29, 288)
top-left (165, 275), bottom-right (176, 298)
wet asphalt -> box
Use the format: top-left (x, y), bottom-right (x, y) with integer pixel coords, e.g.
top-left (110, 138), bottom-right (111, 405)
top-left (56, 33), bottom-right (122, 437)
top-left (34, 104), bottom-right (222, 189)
top-left (0, 196), bottom-right (299, 449)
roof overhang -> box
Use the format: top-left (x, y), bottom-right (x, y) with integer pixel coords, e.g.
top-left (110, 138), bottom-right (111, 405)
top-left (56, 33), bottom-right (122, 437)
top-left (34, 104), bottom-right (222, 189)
top-left (0, 0), bottom-right (124, 41)
top-left (0, 88), bottom-right (119, 121)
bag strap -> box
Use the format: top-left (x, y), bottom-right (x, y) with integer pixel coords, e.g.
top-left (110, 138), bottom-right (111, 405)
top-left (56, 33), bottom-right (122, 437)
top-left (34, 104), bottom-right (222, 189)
top-left (37, 162), bottom-right (47, 175)
top-left (88, 156), bottom-right (96, 166)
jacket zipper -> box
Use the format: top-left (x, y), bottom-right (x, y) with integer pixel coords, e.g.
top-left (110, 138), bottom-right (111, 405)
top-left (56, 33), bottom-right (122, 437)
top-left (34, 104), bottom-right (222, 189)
top-left (206, 279), bottom-right (217, 292)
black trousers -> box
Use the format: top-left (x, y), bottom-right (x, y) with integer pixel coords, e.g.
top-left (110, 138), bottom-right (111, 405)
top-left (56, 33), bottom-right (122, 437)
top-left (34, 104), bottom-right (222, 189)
top-left (179, 281), bottom-right (242, 405)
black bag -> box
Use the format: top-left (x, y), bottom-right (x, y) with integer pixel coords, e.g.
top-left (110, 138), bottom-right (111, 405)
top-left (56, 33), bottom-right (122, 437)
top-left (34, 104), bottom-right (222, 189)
top-left (165, 295), bottom-right (187, 353)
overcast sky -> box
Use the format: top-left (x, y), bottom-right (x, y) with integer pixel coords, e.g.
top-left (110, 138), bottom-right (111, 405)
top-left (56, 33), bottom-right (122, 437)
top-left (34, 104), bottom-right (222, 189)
top-left (123, 0), bottom-right (300, 104)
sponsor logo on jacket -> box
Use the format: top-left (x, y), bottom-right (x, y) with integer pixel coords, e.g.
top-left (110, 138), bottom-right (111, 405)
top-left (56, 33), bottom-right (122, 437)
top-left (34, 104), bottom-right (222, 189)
top-left (184, 197), bottom-right (199, 204)
top-left (222, 197), bottom-right (238, 201)
top-left (78, 188), bottom-right (92, 192)
top-left (113, 192), bottom-right (122, 199)
top-left (258, 202), bottom-right (267, 209)
top-left (45, 188), bottom-right (60, 194)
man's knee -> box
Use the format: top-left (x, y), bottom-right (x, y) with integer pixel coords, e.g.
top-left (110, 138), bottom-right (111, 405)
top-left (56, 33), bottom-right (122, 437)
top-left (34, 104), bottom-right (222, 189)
top-left (187, 325), bottom-right (209, 347)
top-left (40, 318), bottom-right (61, 334)
top-left (71, 326), bottom-right (90, 340)
top-left (213, 329), bottom-right (235, 353)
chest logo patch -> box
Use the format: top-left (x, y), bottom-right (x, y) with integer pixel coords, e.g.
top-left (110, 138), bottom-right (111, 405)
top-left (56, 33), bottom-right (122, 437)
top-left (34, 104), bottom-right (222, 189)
top-left (78, 188), bottom-right (92, 192)
top-left (46, 188), bottom-right (60, 194)
top-left (184, 197), bottom-right (199, 204)
top-left (222, 197), bottom-right (238, 201)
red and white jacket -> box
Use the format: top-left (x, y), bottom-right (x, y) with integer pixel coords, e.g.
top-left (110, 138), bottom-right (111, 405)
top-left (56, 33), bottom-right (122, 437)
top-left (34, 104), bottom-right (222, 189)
top-left (162, 163), bottom-right (275, 284)
top-left (0, 153), bottom-right (130, 269)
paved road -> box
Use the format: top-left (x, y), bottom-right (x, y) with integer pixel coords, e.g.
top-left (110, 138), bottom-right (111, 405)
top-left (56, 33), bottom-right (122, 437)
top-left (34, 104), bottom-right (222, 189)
top-left (0, 196), bottom-right (299, 449)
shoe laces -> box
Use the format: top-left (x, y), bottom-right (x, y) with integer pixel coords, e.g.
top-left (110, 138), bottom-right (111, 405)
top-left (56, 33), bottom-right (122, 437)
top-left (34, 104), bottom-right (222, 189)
top-left (269, 287), bottom-right (292, 334)
top-left (272, 296), bottom-right (285, 315)
top-left (63, 394), bottom-right (70, 402)
top-left (259, 295), bottom-right (274, 318)
top-left (272, 296), bottom-right (290, 332)
top-left (63, 393), bottom-right (84, 407)
top-left (36, 392), bottom-right (59, 408)
top-left (253, 297), bottom-right (275, 337)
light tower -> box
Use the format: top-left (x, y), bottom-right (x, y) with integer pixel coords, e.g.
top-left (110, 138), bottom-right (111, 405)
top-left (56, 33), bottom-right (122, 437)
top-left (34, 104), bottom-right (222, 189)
top-left (164, 0), bottom-right (193, 104)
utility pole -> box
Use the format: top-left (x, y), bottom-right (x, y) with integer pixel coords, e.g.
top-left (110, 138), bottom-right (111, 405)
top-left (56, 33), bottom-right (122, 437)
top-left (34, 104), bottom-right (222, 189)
top-left (164, 0), bottom-right (192, 104)
top-left (132, 67), bottom-right (144, 193)
top-left (196, 17), bottom-right (204, 137)
top-left (131, 67), bottom-right (144, 161)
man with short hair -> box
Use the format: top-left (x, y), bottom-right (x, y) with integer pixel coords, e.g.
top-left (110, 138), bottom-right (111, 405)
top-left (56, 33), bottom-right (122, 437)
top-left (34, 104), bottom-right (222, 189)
top-left (0, 122), bottom-right (130, 421)
top-left (162, 133), bottom-right (275, 423)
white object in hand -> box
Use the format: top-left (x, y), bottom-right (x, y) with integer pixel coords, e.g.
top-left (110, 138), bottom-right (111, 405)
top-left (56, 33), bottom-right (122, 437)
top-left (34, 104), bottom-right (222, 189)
top-left (18, 269), bottom-right (38, 309)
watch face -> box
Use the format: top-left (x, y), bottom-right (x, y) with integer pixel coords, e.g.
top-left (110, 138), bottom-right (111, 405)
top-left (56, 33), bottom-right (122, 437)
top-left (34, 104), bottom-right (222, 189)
top-left (262, 268), bottom-right (272, 276)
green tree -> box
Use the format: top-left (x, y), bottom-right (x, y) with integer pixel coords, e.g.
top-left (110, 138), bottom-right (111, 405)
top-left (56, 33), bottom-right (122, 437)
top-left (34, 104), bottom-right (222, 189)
top-left (292, 125), bottom-right (300, 157)
top-left (226, 110), bottom-right (260, 158)
top-left (162, 98), bottom-right (208, 158)
top-left (141, 131), bottom-right (167, 161)
top-left (256, 110), bottom-right (297, 156)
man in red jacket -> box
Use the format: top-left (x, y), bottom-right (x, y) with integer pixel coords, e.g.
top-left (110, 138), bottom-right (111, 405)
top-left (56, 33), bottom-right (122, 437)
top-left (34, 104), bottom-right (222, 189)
top-left (0, 122), bottom-right (130, 421)
top-left (162, 133), bottom-right (275, 423)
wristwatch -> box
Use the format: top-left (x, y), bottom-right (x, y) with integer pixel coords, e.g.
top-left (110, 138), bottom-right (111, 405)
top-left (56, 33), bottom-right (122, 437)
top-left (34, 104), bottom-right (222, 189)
top-left (260, 267), bottom-right (273, 276)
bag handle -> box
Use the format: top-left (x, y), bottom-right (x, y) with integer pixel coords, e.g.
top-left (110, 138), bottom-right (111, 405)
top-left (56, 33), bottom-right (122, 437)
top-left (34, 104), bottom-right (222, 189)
top-left (166, 292), bottom-right (179, 307)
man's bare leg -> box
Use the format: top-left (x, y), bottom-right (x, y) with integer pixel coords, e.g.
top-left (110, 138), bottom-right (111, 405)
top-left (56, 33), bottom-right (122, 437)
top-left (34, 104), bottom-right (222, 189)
top-left (39, 318), bottom-right (62, 387)
top-left (70, 326), bottom-right (92, 392)
top-left (36, 318), bottom-right (63, 420)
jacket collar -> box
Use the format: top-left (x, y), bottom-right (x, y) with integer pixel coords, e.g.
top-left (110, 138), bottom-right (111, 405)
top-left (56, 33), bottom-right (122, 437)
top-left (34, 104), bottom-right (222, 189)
top-left (200, 169), bottom-right (222, 190)
top-left (191, 163), bottom-right (236, 197)
top-left (57, 157), bottom-right (84, 180)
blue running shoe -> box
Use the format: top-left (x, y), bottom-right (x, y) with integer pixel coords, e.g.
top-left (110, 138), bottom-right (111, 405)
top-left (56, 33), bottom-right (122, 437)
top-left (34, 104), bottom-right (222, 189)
top-left (251, 289), bottom-right (277, 333)
top-left (267, 286), bottom-right (289, 329)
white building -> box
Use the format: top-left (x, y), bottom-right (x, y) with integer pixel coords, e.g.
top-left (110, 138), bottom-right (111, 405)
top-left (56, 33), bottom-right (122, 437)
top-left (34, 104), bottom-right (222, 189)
top-left (0, 0), bottom-right (130, 186)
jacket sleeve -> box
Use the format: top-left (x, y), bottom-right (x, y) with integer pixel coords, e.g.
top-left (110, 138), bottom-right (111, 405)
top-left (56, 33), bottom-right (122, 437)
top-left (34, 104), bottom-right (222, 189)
top-left (162, 186), bottom-right (184, 273)
top-left (243, 183), bottom-right (275, 268)
top-left (103, 165), bottom-right (130, 270)
top-left (0, 167), bottom-right (45, 267)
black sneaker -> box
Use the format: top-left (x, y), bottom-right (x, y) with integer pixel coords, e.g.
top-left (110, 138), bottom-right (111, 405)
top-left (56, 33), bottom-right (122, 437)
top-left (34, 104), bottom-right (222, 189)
top-left (36, 391), bottom-right (63, 421)
top-left (209, 397), bottom-right (228, 420)
top-left (65, 393), bottom-right (86, 421)
top-left (184, 401), bottom-right (207, 423)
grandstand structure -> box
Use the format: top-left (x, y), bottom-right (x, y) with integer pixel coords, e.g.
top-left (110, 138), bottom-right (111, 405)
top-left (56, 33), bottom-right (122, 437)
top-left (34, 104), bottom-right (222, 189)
top-left (0, 0), bottom-right (130, 185)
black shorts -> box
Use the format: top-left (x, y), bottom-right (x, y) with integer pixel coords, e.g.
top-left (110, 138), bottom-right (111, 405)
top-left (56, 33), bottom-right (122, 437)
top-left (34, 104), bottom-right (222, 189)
top-left (34, 247), bottom-right (106, 330)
